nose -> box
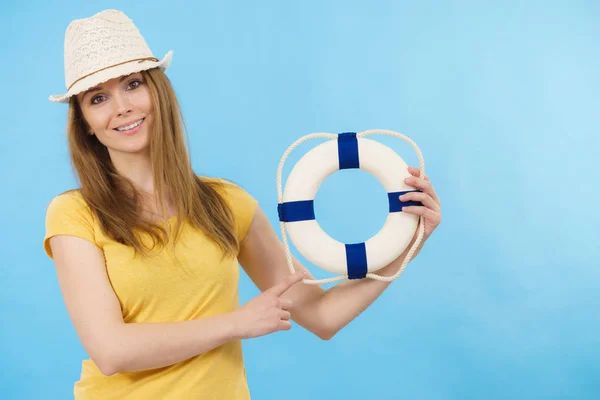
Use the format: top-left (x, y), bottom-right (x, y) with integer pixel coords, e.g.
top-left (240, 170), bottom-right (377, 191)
top-left (113, 92), bottom-right (132, 116)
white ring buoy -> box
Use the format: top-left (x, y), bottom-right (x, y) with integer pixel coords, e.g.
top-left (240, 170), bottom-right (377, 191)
top-left (278, 132), bottom-right (423, 280)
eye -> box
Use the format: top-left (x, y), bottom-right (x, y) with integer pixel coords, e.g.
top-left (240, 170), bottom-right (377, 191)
top-left (128, 79), bottom-right (142, 89)
top-left (91, 95), bottom-right (105, 105)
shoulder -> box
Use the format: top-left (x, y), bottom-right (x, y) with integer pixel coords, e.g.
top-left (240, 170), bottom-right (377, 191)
top-left (197, 175), bottom-right (256, 203)
top-left (45, 189), bottom-right (96, 228)
top-left (197, 175), bottom-right (259, 239)
top-left (46, 189), bottom-right (89, 213)
top-left (44, 189), bottom-right (97, 259)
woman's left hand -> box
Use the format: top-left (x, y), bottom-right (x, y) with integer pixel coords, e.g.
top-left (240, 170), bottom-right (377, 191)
top-left (399, 166), bottom-right (442, 244)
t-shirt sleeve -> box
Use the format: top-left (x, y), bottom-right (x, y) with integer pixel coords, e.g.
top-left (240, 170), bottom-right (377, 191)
top-left (218, 180), bottom-right (259, 242)
top-left (43, 192), bottom-right (97, 260)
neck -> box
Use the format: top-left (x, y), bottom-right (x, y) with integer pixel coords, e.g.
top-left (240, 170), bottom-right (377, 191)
top-left (109, 150), bottom-right (155, 193)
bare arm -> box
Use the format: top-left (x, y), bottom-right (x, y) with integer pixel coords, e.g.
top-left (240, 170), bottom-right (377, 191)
top-left (238, 207), bottom-right (423, 340)
top-left (50, 235), bottom-right (301, 376)
top-left (50, 235), bottom-right (243, 375)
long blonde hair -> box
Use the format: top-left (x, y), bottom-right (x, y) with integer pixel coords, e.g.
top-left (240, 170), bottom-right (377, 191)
top-left (65, 68), bottom-right (239, 259)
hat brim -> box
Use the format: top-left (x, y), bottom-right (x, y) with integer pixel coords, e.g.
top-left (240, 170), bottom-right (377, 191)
top-left (49, 50), bottom-right (173, 103)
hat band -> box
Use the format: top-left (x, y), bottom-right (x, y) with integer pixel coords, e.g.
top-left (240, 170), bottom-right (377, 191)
top-left (67, 56), bottom-right (160, 91)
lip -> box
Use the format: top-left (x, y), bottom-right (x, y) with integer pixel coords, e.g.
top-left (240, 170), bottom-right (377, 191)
top-left (114, 118), bottom-right (145, 135)
top-left (114, 118), bottom-right (145, 129)
top-left (114, 118), bottom-right (146, 136)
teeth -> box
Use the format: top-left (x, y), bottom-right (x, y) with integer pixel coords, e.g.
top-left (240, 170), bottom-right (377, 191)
top-left (116, 119), bottom-right (143, 131)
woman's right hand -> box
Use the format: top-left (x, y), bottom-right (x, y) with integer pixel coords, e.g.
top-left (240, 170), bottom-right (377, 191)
top-left (232, 271), bottom-right (306, 339)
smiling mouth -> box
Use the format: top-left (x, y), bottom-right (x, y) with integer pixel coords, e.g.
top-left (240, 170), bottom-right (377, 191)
top-left (114, 118), bottom-right (145, 132)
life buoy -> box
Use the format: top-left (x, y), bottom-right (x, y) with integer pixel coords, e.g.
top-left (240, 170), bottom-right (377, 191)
top-left (278, 132), bottom-right (423, 280)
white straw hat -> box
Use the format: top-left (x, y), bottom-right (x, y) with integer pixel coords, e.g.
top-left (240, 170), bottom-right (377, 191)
top-left (49, 9), bottom-right (173, 103)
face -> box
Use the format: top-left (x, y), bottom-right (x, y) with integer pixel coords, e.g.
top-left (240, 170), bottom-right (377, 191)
top-left (77, 72), bottom-right (154, 156)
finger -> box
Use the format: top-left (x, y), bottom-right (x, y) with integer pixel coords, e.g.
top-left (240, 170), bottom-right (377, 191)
top-left (280, 310), bottom-right (291, 320)
top-left (399, 191), bottom-right (440, 212)
top-left (401, 206), bottom-right (442, 223)
top-left (268, 271), bottom-right (306, 297)
top-left (407, 166), bottom-right (429, 181)
top-left (279, 320), bottom-right (292, 331)
top-left (280, 299), bottom-right (293, 310)
top-left (405, 176), bottom-right (440, 206)
top-left (406, 167), bottom-right (437, 197)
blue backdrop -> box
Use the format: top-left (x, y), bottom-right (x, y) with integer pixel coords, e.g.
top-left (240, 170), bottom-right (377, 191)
top-left (1, 1), bottom-right (599, 399)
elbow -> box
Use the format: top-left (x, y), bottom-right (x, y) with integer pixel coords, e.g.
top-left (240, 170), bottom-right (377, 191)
top-left (91, 355), bottom-right (115, 376)
top-left (87, 326), bottom-right (128, 376)
top-left (305, 313), bottom-right (337, 340)
top-left (296, 306), bottom-right (337, 340)
top-left (91, 345), bottom-right (123, 376)
top-left (98, 363), bottom-right (118, 377)
top-left (314, 326), bottom-right (336, 341)
top-left (95, 353), bottom-right (120, 376)
top-left (301, 321), bottom-right (335, 340)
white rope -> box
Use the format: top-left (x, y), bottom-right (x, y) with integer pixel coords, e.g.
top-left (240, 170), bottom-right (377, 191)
top-left (276, 129), bottom-right (426, 285)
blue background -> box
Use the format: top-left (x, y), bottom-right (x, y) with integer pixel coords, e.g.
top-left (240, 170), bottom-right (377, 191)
top-left (1, 1), bottom-right (599, 399)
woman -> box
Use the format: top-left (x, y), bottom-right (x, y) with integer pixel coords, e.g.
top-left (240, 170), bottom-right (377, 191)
top-left (44, 9), bottom-right (442, 399)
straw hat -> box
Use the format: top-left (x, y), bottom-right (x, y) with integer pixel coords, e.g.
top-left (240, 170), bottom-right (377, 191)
top-left (49, 9), bottom-right (173, 103)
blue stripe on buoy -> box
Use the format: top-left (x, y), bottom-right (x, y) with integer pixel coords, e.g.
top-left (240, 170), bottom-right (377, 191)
top-left (346, 243), bottom-right (368, 279)
top-left (277, 200), bottom-right (315, 222)
top-left (278, 190), bottom-right (422, 222)
top-left (388, 190), bottom-right (423, 212)
top-left (338, 132), bottom-right (360, 170)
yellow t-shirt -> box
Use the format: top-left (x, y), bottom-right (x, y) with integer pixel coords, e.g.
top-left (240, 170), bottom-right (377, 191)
top-left (43, 178), bottom-right (258, 400)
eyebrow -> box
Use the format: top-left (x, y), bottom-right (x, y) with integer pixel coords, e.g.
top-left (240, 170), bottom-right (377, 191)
top-left (82, 74), bottom-right (137, 101)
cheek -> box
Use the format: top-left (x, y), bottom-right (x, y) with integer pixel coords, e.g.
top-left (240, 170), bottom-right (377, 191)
top-left (138, 90), bottom-right (154, 131)
top-left (135, 86), bottom-right (153, 114)
top-left (84, 110), bottom-right (112, 133)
